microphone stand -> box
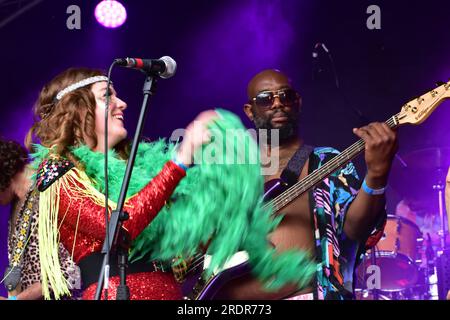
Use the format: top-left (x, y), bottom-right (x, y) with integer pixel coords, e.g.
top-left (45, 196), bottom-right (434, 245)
top-left (94, 74), bottom-right (158, 300)
top-left (311, 42), bottom-right (407, 167)
top-left (370, 248), bottom-right (379, 300)
top-left (432, 169), bottom-right (447, 249)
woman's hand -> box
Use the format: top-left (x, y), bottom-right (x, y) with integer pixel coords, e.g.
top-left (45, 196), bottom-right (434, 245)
top-left (177, 110), bottom-right (218, 167)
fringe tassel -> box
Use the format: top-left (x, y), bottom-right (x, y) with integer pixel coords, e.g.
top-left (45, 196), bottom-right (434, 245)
top-left (62, 168), bottom-right (117, 210)
top-left (39, 177), bottom-right (70, 300)
top-left (39, 168), bottom-right (116, 300)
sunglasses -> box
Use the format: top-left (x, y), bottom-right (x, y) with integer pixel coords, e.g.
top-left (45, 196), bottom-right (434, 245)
top-left (251, 88), bottom-right (298, 109)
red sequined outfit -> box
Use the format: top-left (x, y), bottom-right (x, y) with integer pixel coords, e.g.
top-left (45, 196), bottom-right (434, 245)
top-left (82, 272), bottom-right (181, 300)
top-left (56, 160), bottom-right (186, 300)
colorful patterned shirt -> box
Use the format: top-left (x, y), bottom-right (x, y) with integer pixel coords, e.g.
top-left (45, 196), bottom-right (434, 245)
top-left (309, 147), bottom-right (386, 300)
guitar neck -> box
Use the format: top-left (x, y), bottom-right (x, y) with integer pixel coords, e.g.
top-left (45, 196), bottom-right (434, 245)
top-left (265, 114), bottom-right (400, 212)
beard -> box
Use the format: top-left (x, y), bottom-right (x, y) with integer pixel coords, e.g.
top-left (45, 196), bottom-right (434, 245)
top-left (252, 109), bottom-right (299, 145)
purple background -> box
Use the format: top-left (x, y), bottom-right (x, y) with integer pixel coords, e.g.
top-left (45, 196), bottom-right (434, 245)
top-left (1, 0), bottom-right (450, 297)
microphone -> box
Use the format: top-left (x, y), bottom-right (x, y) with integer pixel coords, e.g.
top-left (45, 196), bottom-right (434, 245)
top-left (312, 43), bottom-right (330, 58)
top-left (114, 56), bottom-right (177, 79)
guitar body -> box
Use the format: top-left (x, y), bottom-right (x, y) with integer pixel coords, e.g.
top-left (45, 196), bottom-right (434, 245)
top-left (184, 256), bottom-right (253, 300)
top-left (263, 178), bottom-right (289, 202)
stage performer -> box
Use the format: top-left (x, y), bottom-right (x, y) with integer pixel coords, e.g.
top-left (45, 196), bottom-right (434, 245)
top-left (0, 137), bottom-right (80, 300)
top-left (217, 69), bottom-right (396, 300)
top-left (25, 67), bottom-right (219, 300)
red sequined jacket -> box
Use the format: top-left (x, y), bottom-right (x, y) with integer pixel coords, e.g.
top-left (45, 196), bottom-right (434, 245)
top-left (37, 159), bottom-right (186, 264)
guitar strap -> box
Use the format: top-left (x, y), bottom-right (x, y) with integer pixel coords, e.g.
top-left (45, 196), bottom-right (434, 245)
top-left (280, 144), bottom-right (314, 187)
top-left (277, 144), bottom-right (319, 300)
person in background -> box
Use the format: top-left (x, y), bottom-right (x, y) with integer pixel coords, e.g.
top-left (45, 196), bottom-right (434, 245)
top-left (0, 137), bottom-right (81, 300)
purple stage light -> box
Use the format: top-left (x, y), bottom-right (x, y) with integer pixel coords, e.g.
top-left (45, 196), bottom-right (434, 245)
top-left (95, 0), bottom-right (127, 29)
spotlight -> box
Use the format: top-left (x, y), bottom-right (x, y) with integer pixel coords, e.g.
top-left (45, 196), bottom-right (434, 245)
top-left (95, 0), bottom-right (127, 29)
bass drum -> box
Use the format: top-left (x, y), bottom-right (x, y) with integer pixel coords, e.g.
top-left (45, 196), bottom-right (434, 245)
top-left (356, 215), bottom-right (423, 292)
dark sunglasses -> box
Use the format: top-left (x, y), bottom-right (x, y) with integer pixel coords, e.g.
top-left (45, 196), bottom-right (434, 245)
top-left (251, 88), bottom-right (298, 108)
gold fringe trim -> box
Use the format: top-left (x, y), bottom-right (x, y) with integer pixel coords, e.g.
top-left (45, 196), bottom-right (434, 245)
top-left (39, 167), bottom-right (117, 299)
top-left (39, 177), bottom-right (70, 300)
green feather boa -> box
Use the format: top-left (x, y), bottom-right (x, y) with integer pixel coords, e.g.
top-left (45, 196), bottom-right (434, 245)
top-left (31, 109), bottom-right (315, 291)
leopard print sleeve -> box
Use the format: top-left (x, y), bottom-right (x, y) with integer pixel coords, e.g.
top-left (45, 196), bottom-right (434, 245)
top-left (17, 189), bottom-right (81, 299)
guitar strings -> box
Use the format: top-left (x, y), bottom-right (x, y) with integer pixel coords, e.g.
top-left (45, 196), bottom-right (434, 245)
top-left (185, 255), bottom-right (205, 275)
top-left (266, 117), bottom-right (396, 211)
top-left (266, 116), bottom-right (398, 211)
top-left (265, 115), bottom-right (399, 212)
top-left (264, 139), bottom-right (365, 211)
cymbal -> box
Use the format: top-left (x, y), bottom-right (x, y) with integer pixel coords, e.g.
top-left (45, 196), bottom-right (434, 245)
top-left (389, 147), bottom-right (450, 201)
top-left (396, 147), bottom-right (450, 171)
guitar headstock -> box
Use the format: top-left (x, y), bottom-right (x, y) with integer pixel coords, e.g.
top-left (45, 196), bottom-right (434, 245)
top-left (397, 80), bottom-right (450, 125)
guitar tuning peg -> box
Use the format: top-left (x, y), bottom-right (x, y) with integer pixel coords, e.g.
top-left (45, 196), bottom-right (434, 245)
top-left (436, 81), bottom-right (445, 86)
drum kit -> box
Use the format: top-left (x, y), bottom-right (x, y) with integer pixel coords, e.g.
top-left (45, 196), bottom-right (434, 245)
top-left (355, 147), bottom-right (450, 300)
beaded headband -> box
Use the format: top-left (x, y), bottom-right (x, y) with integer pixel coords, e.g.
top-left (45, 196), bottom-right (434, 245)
top-left (55, 75), bottom-right (109, 101)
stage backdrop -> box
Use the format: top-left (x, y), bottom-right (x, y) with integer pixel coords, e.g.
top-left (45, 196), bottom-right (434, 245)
top-left (1, 0), bottom-right (449, 298)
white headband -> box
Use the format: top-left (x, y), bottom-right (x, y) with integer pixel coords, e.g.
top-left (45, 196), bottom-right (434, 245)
top-left (55, 75), bottom-right (109, 101)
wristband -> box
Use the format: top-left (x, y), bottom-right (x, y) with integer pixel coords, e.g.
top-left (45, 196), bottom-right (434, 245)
top-left (8, 295), bottom-right (17, 300)
top-left (172, 158), bottom-right (189, 172)
top-left (362, 179), bottom-right (386, 196)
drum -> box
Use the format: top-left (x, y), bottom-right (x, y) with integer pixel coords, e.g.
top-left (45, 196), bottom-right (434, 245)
top-left (354, 285), bottom-right (427, 300)
top-left (357, 215), bottom-right (423, 292)
top-left (354, 289), bottom-right (391, 300)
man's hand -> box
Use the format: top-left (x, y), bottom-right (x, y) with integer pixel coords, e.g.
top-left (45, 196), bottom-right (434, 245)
top-left (345, 123), bottom-right (397, 241)
top-left (353, 122), bottom-right (398, 187)
top-left (0, 296), bottom-right (8, 300)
